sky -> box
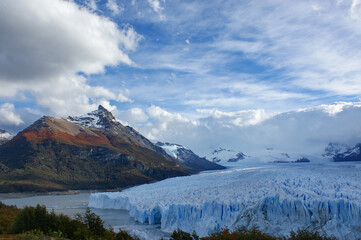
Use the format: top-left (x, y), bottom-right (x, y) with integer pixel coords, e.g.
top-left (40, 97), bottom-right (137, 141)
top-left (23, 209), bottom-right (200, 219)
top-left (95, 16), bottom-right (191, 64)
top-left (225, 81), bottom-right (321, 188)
top-left (1, 0), bottom-right (361, 155)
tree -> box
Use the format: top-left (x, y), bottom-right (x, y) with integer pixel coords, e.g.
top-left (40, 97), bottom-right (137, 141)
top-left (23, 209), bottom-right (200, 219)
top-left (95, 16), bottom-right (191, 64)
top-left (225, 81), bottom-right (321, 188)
top-left (76, 207), bottom-right (106, 237)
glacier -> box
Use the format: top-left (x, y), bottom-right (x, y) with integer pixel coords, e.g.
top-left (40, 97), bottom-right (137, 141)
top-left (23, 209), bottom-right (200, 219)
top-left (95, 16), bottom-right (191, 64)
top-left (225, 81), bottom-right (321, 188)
top-left (89, 162), bottom-right (361, 239)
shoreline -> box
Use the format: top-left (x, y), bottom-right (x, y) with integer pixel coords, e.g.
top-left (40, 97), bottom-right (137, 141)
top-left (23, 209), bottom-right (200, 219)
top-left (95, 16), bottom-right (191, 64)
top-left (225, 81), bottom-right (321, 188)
top-left (0, 187), bottom-right (127, 201)
top-left (0, 190), bottom-right (83, 200)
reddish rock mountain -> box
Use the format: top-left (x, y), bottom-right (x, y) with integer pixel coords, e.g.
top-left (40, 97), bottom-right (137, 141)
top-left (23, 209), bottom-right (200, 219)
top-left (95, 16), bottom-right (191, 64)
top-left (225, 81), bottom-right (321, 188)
top-left (0, 106), bottom-right (189, 192)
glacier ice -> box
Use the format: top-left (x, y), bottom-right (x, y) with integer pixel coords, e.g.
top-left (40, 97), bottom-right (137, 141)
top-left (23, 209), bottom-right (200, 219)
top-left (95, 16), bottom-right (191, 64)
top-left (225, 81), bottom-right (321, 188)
top-left (89, 163), bottom-right (361, 239)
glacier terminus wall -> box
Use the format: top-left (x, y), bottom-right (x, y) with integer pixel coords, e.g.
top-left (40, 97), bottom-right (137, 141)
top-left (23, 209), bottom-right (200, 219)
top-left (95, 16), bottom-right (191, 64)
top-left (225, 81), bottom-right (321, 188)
top-left (89, 163), bottom-right (361, 239)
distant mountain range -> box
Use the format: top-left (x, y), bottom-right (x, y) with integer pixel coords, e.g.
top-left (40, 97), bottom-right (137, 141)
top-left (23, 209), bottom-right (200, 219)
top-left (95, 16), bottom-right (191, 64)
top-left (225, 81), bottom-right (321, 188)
top-left (324, 142), bottom-right (361, 162)
top-left (157, 142), bottom-right (225, 171)
top-left (209, 147), bottom-right (246, 163)
top-left (0, 106), bottom-right (222, 193)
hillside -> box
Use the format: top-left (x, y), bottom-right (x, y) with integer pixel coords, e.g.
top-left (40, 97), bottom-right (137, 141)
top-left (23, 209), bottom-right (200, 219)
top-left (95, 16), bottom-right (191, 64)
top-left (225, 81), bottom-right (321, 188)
top-left (0, 106), bottom-right (191, 193)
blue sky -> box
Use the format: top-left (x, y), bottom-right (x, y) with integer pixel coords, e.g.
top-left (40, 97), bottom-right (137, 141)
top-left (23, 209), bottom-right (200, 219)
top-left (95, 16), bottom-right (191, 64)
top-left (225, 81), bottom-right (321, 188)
top-left (1, 0), bottom-right (361, 151)
top-left (86, 0), bottom-right (361, 113)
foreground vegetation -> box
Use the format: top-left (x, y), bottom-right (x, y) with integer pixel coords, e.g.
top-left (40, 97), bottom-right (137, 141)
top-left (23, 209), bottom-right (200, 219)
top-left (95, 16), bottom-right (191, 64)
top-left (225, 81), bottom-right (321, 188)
top-left (168, 228), bottom-right (336, 240)
top-left (0, 202), bottom-right (137, 239)
top-left (0, 201), bottom-right (337, 240)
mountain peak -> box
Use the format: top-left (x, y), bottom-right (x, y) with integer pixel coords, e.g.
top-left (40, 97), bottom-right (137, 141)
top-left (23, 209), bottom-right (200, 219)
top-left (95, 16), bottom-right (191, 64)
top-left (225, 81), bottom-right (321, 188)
top-left (98, 105), bottom-right (107, 111)
top-left (68, 106), bottom-right (117, 129)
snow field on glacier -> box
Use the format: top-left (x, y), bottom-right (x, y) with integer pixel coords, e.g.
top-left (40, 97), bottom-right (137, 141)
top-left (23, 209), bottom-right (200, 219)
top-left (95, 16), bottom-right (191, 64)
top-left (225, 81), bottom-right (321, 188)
top-left (89, 163), bottom-right (361, 239)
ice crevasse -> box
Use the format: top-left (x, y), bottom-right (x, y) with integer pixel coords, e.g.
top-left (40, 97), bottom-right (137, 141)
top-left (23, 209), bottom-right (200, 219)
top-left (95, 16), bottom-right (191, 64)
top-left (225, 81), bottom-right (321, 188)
top-left (89, 164), bottom-right (361, 239)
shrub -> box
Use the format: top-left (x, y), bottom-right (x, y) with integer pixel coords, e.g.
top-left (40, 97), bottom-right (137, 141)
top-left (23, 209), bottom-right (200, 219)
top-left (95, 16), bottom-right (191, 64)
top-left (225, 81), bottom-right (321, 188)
top-left (203, 226), bottom-right (279, 240)
top-left (289, 229), bottom-right (337, 240)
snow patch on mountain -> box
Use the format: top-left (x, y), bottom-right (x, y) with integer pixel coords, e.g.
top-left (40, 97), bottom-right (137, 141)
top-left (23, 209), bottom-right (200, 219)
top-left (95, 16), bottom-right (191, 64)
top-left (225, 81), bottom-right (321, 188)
top-left (68, 112), bottom-right (103, 129)
top-left (157, 142), bottom-right (182, 158)
top-left (89, 162), bottom-right (361, 239)
top-left (157, 142), bottom-right (225, 171)
top-left (67, 105), bottom-right (118, 129)
top-left (0, 129), bottom-right (13, 145)
top-left (209, 147), bottom-right (246, 163)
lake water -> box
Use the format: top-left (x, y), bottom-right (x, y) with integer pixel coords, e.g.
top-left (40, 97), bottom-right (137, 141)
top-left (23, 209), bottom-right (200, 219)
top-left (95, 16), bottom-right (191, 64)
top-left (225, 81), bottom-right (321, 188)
top-left (0, 192), bottom-right (168, 240)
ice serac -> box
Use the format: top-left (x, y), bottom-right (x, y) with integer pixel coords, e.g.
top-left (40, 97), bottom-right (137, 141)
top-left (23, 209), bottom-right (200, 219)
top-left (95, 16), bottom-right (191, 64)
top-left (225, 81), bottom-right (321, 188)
top-left (157, 142), bottom-right (225, 171)
top-left (89, 163), bottom-right (361, 239)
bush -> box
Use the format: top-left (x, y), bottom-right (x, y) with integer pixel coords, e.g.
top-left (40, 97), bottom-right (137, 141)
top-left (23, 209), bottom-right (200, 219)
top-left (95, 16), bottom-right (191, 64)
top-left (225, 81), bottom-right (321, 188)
top-left (170, 229), bottom-right (195, 240)
top-left (203, 226), bottom-right (279, 240)
top-left (114, 229), bottom-right (140, 240)
top-left (169, 227), bottom-right (338, 240)
top-left (289, 229), bottom-right (337, 240)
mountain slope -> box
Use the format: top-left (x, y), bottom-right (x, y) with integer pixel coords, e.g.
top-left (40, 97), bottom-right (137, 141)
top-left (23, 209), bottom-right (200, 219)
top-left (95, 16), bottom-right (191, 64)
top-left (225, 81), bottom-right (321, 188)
top-left (157, 142), bottom-right (225, 171)
top-left (0, 106), bottom-right (189, 193)
top-left (326, 142), bottom-right (361, 162)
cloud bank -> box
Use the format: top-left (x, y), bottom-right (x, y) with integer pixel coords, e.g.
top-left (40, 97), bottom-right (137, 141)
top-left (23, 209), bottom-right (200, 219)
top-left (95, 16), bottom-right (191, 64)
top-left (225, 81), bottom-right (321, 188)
top-left (118, 102), bottom-right (361, 157)
top-left (0, 0), bottom-right (141, 117)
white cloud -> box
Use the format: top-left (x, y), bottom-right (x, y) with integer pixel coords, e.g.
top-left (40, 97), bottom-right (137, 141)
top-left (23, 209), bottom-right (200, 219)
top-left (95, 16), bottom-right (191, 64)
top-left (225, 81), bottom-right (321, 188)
top-left (147, 0), bottom-right (163, 13)
top-left (219, 0), bottom-right (361, 96)
top-left (117, 108), bottom-right (149, 126)
top-left (29, 75), bottom-right (132, 117)
top-left (0, 0), bottom-right (135, 82)
top-left (0, 0), bottom-right (141, 116)
top-left (350, 0), bottom-right (361, 15)
top-left (0, 103), bottom-right (24, 126)
top-left (106, 0), bottom-right (124, 15)
top-left (147, 0), bottom-right (165, 19)
top-left (316, 102), bottom-right (359, 115)
top-left (196, 108), bottom-right (270, 127)
top-left (86, 0), bottom-right (98, 11)
top-left (143, 105), bottom-right (198, 140)
top-left (119, 25), bottom-right (144, 52)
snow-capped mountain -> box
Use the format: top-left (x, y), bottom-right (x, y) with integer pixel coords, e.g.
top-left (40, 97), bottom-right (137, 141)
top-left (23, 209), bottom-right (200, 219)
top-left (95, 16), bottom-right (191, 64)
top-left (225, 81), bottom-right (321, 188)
top-left (157, 142), bottom-right (225, 171)
top-left (323, 142), bottom-right (350, 157)
top-left (0, 129), bottom-right (13, 145)
top-left (209, 147), bottom-right (313, 164)
top-left (257, 148), bottom-right (311, 163)
top-left (68, 105), bottom-right (173, 161)
top-left (0, 106), bottom-right (192, 192)
top-left (321, 142), bottom-right (361, 162)
top-left (328, 143), bottom-right (361, 162)
top-left (209, 147), bottom-right (246, 163)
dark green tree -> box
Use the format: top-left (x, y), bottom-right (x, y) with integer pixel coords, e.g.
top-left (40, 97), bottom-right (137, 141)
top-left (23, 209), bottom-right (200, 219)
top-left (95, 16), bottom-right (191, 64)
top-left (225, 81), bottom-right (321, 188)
top-left (76, 207), bottom-right (106, 237)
